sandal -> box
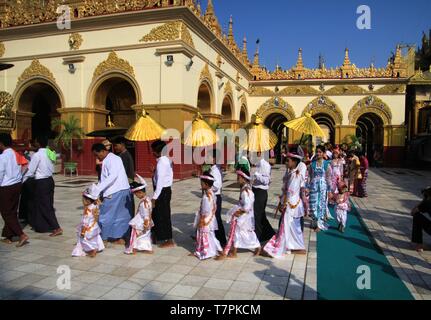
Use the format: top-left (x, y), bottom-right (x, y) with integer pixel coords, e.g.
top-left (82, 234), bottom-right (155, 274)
top-left (49, 228), bottom-right (63, 237)
top-left (16, 235), bottom-right (29, 248)
top-left (1, 238), bottom-right (13, 244)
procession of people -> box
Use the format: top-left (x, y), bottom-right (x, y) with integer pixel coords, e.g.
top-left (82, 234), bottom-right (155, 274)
top-left (0, 128), bottom-right (378, 259)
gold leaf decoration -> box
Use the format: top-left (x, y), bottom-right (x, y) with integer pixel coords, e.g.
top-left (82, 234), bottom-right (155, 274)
top-left (69, 33), bottom-right (83, 50)
top-left (93, 52), bottom-right (135, 80)
top-left (303, 96), bottom-right (343, 125)
top-left (0, 91), bottom-right (14, 118)
top-left (200, 63), bottom-right (213, 83)
top-left (348, 95), bottom-right (392, 125)
top-left (17, 60), bottom-right (56, 85)
top-left (374, 84), bottom-right (406, 94)
top-left (278, 86), bottom-right (320, 96)
top-left (0, 42), bottom-right (5, 58)
top-left (140, 21), bottom-right (195, 49)
top-left (324, 85), bottom-right (367, 95)
top-left (256, 97), bottom-right (296, 120)
top-left (224, 81), bottom-right (233, 96)
top-left (249, 86), bottom-right (275, 96)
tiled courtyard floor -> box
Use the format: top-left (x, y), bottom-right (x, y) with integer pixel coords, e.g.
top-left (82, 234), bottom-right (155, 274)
top-left (351, 168), bottom-right (431, 300)
top-left (0, 165), bottom-right (429, 300)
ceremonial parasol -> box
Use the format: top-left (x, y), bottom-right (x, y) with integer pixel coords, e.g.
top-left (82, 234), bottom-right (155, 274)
top-left (240, 114), bottom-right (278, 152)
top-left (284, 112), bottom-right (325, 144)
top-left (86, 115), bottom-right (128, 138)
top-left (124, 108), bottom-right (166, 142)
top-left (183, 112), bottom-right (218, 147)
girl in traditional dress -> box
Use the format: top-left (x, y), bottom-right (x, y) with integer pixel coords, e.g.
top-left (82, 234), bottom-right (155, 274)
top-left (192, 172), bottom-right (222, 260)
top-left (329, 146), bottom-right (345, 205)
top-left (355, 153), bottom-right (369, 198)
top-left (125, 175), bottom-right (154, 255)
top-left (216, 167), bottom-right (261, 260)
top-left (308, 146), bottom-right (333, 232)
top-left (335, 181), bottom-right (351, 233)
top-left (264, 152), bottom-right (306, 258)
top-left (72, 185), bottom-right (105, 258)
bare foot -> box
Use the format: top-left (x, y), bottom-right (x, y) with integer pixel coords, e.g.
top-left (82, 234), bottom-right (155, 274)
top-left (214, 254), bottom-right (226, 261)
top-left (113, 239), bottom-right (126, 246)
top-left (49, 228), bottom-right (63, 237)
top-left (253, 247), bottom-right (262, 256)
top-left (159, 240), bottom-right (175, 248)
top-left (87, 250), bottom-right (97, 258)
top-left (1, 238), bottom-right (12, 244)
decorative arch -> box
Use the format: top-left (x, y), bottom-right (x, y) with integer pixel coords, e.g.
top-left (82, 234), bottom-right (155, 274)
top-left (92, 51), bottom-right (135, 81)
top-left (197, 64), bottom-right (215, 113)
top-left (256, 97), bottom-right (296, 121)
top-left (348, 95), bottom-right (392, 125)
top-left (13, 59), bottom-right (65, 111)
top-left (239, 95), bottom-right (248, 123)
top-left (88, 52), bottom-right (141, 109)
top-left (221, 94), bottom-right (234, 121)
top-left (302, 96), bottom-right (343, 125)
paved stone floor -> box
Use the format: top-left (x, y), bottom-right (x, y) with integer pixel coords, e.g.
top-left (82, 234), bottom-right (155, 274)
top-left (0, 165), bottom-right (316, 300)
top-left (351, 168), bottom-right (431, 300)
top-left (0, 165), bottom-right (429, 300)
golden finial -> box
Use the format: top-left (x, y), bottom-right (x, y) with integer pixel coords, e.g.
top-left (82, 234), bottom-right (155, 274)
top-left (296, 48), bottom-right (304, 69)
top-left (343, 48), bottom-right (351, 66)
top-left (228, 15), bottom-right (234, 42)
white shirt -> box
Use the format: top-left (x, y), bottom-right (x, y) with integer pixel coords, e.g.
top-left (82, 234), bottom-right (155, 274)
top-left (210, 164), bottom-right (223, 196)
top-left (152, 156), bottom-right (173, 200)
top-left (96, 153), bottom-right (130, 198)
top-left (252, 158), bottom-right (271, 190)
top-left (24, 148), bottom-right (54, 181)
top-left (0, 148), bottom-right (23, 187)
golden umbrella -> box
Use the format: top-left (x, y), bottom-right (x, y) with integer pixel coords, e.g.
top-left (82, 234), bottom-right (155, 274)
top-left (125, 108), bottom-right (166, 142)
top-left (184, 112), bottom-right (219, 147)
top-left (240, 114), bottom-right (278, 152)
top-left (284, 112), bottom-right (325, 143)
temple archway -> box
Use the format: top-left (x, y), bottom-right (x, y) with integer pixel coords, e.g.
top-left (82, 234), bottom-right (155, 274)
top-left (221, 95), bottom-right (234, 129)
top-left (264, 112), bottom-right (289, 164)
top-left (197, 81), bottom-right (213, 114)
top-left (313, 113), bottom-right (336, 146)
top-left (239, 104), bottom-right (248, 124)
top-left (91, 74), bottom-right (138, 129)
top-left (303, 96), bottom-right (343, 126)
top-left (356, 112), bottom-right (384, 166)
top-left (14, 80), bottom-right (62, 141)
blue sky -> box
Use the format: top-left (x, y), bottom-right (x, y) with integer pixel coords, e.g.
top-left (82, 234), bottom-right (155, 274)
top-left (201, 0), bottom-right (431, 70)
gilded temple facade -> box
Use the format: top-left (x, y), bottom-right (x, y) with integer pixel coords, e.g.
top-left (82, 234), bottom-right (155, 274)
top-left (0, 0), bottom-right (416, 175)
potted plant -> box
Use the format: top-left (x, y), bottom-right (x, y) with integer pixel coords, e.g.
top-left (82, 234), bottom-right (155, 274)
top-left (51, 116), bottom-right (84, 174)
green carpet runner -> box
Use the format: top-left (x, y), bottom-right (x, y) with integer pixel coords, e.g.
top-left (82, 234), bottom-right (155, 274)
top-left (317, 203), bottom-right (414, 300)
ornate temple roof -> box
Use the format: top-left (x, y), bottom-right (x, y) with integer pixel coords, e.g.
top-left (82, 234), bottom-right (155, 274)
top-left (0, 0), bottom-right (409, 81)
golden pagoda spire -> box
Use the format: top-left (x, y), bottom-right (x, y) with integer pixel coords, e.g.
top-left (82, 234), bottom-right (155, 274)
top-left (228, 15), bottom-right (234, 44)
top-left (394, 44), bottom-right (402, 64)
top-left (253, 43), bottom-right (260, 67)
top-left (242, 36), bottom-right (249, 62)
top-left (296, 48), bottom-right (304, 69)
top-left (343, 48), bottom-right (351, 66)
top-left (204, 0), bottom-right (222, 37)
top-left (205, 0), bottom-right (215, 17)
